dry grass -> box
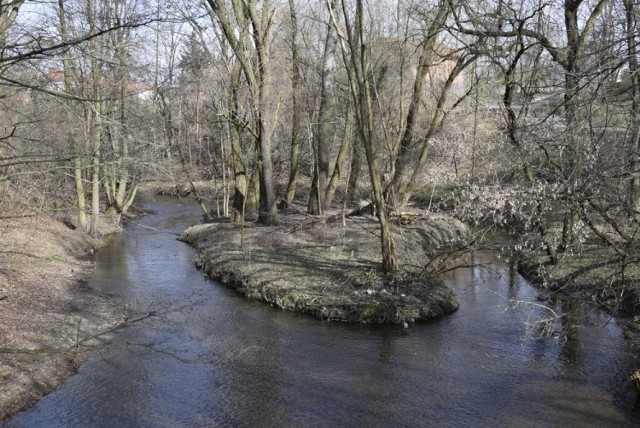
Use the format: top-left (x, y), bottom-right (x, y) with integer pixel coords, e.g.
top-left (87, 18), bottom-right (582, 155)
top-left (518, 243), bottom-right (640, 316)
top-left (181, 205), bottom-right (469, 324)
top-left (0, 217), bottom-right (126, 421)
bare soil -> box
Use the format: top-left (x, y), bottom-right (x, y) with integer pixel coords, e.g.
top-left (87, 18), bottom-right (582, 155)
top-left (180, 205), bottom-right (469, 324)
top-left (0, 216), bottom-right (126, 422)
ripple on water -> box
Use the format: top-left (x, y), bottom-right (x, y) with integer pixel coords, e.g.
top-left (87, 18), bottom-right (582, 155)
top-left (6, 197), bottom-right (640, 427)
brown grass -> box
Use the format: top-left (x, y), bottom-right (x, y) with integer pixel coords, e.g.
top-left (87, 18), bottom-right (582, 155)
top-left (181, 205), bottom-right (469, 324)
top-left (0, 216), bottom-right (126, 421)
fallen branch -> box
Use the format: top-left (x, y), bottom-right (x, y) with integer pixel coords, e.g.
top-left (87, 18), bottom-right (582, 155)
top-left (0, 310), bottom-right (158, 357)
top-left (0, 347), bottom-right (76, 356)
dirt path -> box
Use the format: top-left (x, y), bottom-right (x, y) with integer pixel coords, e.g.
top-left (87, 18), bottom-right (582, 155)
top-left (0, 217), bottom-right (126, 421)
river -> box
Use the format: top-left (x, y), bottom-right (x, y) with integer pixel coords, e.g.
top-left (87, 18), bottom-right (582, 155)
top-left (5, 196), bottom-right (640, 426)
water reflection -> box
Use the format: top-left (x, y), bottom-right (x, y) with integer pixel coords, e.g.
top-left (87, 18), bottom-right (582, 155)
top-left (5, 197), bottom-right (640, 427)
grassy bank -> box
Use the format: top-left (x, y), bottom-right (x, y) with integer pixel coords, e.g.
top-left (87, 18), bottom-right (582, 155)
top-left (180, 206), bottom-right (468, 325)
top-left (0, 216), bottom-right (127, 421)
top-left (517, 243), bottom-right (640, 337)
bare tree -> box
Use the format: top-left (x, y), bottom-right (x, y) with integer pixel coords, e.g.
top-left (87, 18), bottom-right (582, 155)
top-left (329, 0), bottom-right (397, 273)
top-left (204, 0), bottom-right (278, 225)
top-left (455, 0), bottom-right (613, 249)
top-left (0, 2), bottom-right (26, 88)
top-left (385, 0), bottom-right (455, 210)
top-left (307, 0), bottom-right (339, 215)
top-left (57, 0), bottom-right (88, 231)
top-left (624, 0), bottom-right (640, 212)
top-left (102, 0), bottom-right (141, 220)
top-left (283, 0), bottom-right (303, 206)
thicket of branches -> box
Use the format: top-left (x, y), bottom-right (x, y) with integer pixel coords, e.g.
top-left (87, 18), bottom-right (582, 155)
top-left (0, 1), bottom-right (639, 301)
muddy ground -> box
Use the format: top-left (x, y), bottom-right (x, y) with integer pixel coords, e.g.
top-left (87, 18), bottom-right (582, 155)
top-left (0, 217), bottom-right (126, 422)
top-left (181, 204), bottom-right (469, 324)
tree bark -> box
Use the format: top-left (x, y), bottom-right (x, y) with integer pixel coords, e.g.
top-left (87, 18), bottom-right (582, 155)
top-left (331, 0), bottom-right (397, 273)
top-left (228, 61), bottom-right (248, 222)
top-left (624, 0), bottom-right (640, 213)
top-left (57, 0), bottom-right (87, 231)
top-left (87, 0), bottom-right (102, 237)
top-left (284, 0), bottom-right (303, 206)
top-left (346, 132), bottom-right (363, 204)
top-left (206, 0), bottom-right (278, 225)
top-left (324, 97), bottom-right (354, 210)
top-left (308, 0), bottom-right (338, 215)
top-left (386, 0), bottom-right (451, 210)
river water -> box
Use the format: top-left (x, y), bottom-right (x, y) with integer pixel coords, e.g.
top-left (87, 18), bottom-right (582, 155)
top-left (5, 197), bottom-right (640, 427)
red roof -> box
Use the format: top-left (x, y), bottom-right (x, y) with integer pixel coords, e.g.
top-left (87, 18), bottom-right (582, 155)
top-left (48, 70), bottom-right (64, 82)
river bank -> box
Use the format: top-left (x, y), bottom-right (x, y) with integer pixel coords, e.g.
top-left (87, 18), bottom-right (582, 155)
top-left (180, 204), bottom-right (469, 324)
top-left (0, 216), bottom-right (127, 421)
top-left (5, 196), bottom-right (639, 426)
top-left (516, 246), bottom-right (640, 343)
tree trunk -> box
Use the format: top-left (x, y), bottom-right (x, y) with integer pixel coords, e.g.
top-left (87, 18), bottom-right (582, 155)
top-left (104, 1), bottom-right (138, 216)
top-left (501, 34), bottom-right (539, 185)
top-left (228, 61), bottom-right (248, 222)
top-left (229, 120), bottom-right (247, 222)
top-left (324, 98), bottom-right (354, 209)
top-left (248, 164), bottom-right (261, 216)
top-left (332, 0), bottom-right (397, 273)
top-left (284, 0), bottom-right (302, 206)
top-left (308, 0), bottom-right (338, 215)
top-left (346, 132), bottom-right (363, 204)
top-left (386, 0), bottom-right (450, 209)
top-left (87, 0), bottom-right (102, 237)
top-left (257, 114), bottom-right (278, 225)
top-left (205, 0), bottom-right (277, 225)
top-left (625, 0), bottom-right (640, 213)
top-left (255, 54), bottom-right (277, 224)
top-left (57, 0), bottom-right (87, 231)
top-left (560, 2), bottom-right (585, 251)
top-left (397, 55), bottom-right (473, 209)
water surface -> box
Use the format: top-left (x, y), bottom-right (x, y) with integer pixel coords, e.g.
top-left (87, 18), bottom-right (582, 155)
top-left (6, 197), bottom-right (640, 426)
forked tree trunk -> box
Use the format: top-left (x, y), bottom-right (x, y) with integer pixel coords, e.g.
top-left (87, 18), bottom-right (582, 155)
top-left (385, 0), bottom-right (450, 210)
top-left (206, 0), bottom-right (278, 225)
top-left (331, 0), bottom-right (397, 273)
top-left (103, 0), bottom-right (139, 217)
